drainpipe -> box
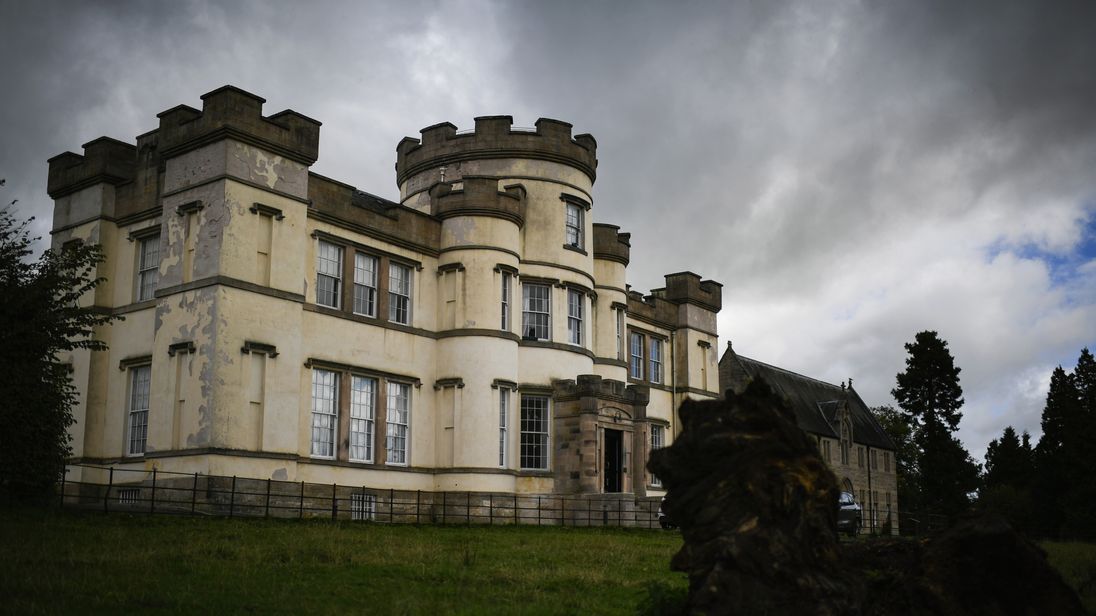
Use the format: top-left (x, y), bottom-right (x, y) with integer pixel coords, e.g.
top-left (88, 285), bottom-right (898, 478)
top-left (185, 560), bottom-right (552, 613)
top-left (867, 445), bottom-right (873, 533)
top-left (670, 330), bottom-right (678, 440)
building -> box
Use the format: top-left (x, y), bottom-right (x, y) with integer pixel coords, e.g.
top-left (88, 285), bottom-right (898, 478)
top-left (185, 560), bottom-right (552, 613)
top-left (47, 86), bottom-right (723, 498)
top-left (719, 343), bottom-right (899, 530)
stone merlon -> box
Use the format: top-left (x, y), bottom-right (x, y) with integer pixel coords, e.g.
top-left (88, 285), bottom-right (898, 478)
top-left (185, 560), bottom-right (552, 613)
top-left (592, 223), bottom-right (631, 266)
top-left (156, 85), bottom-right (321, 166)
top-left (552, 374), bottom-right (650, 407)
top-left (652, 272), bottom-right (723, 312)
top-left (428, 176), bottom-right (527, 227)
top-left (47, 137), bottom-right (137, 199)
top-left (395, 116), bottom-right (598, 186)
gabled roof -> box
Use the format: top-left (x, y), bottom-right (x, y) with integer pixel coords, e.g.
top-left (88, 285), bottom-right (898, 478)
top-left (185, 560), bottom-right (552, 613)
top-left (718, 346), bottom-right (896, 451)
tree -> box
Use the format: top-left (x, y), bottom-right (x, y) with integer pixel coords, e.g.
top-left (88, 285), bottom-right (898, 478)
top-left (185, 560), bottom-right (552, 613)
top-left (892, 331), bottom-right (964, 433)
top-left (891, 331), bottom-right (980, 516)
top-left (981, 425), bottom-right (1034, 530)
top-left (0, 199), bottom-right (116, 499)
top-left (872, 405), bottom-right (920, 511)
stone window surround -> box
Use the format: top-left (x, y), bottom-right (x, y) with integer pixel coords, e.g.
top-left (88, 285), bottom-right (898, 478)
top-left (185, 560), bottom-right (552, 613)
top-left (627, 326), bottom-right (669, 386)
top-left (304, 357), bottom-right (421, 468)
top-left (310, 230), bottom-right (421, 327)
top-left (560, 192), bottom-right (591, 254)
top-left (129, 225), bottom-right (161, 303)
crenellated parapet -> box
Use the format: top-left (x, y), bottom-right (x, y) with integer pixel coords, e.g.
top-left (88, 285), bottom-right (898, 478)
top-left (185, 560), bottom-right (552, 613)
top-left (156, 85), bottom-right (321, 165)
top-left (553, 374), bottom-right (650, 407)
top-left (396, 116), bottom-right (597, 186)
top-left (47, 137), bottom-right (137, 199)
top-left (428, 176), bottom-right (527, 227)
top-left (592, 223), bottom-right (631, 265)
top-left (652, 271), bottom-right (723, 312)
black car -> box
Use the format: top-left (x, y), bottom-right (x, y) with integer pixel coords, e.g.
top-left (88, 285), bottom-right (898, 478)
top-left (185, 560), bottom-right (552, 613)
top-left (836, 491), bottom-right (862, 537)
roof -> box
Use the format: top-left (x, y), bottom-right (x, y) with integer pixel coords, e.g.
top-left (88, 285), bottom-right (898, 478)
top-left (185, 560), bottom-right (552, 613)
top-left (718, 347), bottom-right (896, 450)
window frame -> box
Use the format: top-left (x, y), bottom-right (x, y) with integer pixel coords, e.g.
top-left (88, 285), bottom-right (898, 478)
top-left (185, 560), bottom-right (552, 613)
top-left (567, 289), bottom-right (584, 346)
top-left (126, 364), bottom-right (151, 456)
top-left (385, 380), bottom-right (411, 466)
top-left (388, 262), bottom-right (413, 325)
top-left (135, 233), bottom-right (160, 302)
top-left (521, 283), bottom-right (551, 341)
top-left (649, 338), bottom-right (663, 384)
top-left (348, 374), bottom-right (377, 463)
top-left (315, 239), bottom-right (343, 309)
top-left (650, 424), bottom-right (665, 487)
top-left (565, 202), bottom-right (584, 249)
top-left (500, 271), bottom-right (512, 332)
top-left (520, 394), bottom-right (550, 471)
top-left (629, 332), bottom-right (645, 380)
top-left (353, 252), bottom-right (379, 318)
top-left (499, 388), bottom-right (510, 468)
top-left (310, 368), bottom-right (339, 459)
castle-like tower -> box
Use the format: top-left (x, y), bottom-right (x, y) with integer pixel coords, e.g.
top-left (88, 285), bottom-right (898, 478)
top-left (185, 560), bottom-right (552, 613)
top-left (48, 86), bottom-right (722, 497)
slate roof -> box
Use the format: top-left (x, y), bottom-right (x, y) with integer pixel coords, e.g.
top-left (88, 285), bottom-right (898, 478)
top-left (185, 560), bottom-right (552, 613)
top-left (718, 347), bottom-right (896, 451)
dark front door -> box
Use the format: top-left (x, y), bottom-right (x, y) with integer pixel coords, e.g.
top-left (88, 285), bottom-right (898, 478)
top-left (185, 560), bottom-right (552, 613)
top-left (604, 429), bottom-right (623, 493)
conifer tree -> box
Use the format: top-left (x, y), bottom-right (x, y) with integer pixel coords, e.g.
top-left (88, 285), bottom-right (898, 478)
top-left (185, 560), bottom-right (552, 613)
top-left (891, 331), bottom-right (980, 516)
top-left (872, 405), bottom-right (920, 511)
top-left (981, 425), bottom-right (1034, 529)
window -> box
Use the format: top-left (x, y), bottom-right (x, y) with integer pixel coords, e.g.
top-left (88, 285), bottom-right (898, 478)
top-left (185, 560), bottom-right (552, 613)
top-left (649, 339), bottom-right (663, 384)
top-left (351, 493), bottom-right (376, 521)
top-left (520, 395), bottom-right (550, 470)
top-left (353, 253), bottom-right (378, 317)
top-left (127, 365), bottom-right (150, 456)
top-left (823, 440), bottom-right (832, 461)
top-left (522, 283), bottom-right (550, 340)
top-left (650, 425), bottom-right (665, 487)
top-left (500, 272), bottom-right (512, 331)
top-left (857, 446), bottom-right (864, 468)
top-left (136, 234), bottom-right (160, 301)
top-left (316, 240), bottom-right (342, 308)
top-left (870, 449), bottom-right (878, 470)
top-left (118, 488), bottom-right (140, 505)
top-left (884, 451), bottom-right (891, 473)
top-left (499, 389), bottom-right (510, 468)
top-left (840, 421), bottom-right (851, 465)
top-left (349, 376), bottom-right (376, 462)
top-left (567, 289), bottom-right (583, 345)
top-left (630, 332), bottom-right (644, 379)
top-left (388, 263), bottom-right (412, 324)
top-left (616, 308), bottom-right (625, 360)
top-left (310, 369), bottom-right (338, 458)
top-left (565, 203), bottom-right (584, 249)
top-left (386, 381), bottom-right (410, 465)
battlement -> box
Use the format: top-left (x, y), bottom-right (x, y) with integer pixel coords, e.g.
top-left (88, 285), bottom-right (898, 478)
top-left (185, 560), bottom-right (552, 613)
top-left (396, 116), bottom-right (597, 186)
top-left (651, 272), bottom-right (723, 312)
top-left (553, 374), bottom-right (650, 406)
top-left (427, 176), bottom-right (527, 227)
top-left (592, 223), bottom-right (631, 265)
top-left (156, 85), bottom-right (321, 165)
top-left (47, 137), bottom-right (137, 199)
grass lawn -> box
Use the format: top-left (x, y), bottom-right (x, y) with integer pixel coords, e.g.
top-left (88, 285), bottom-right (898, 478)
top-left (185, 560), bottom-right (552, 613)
top-left (1041, 541), bottom-right (1096, 614)
top-left (0, 507), bottom-right (686, 615)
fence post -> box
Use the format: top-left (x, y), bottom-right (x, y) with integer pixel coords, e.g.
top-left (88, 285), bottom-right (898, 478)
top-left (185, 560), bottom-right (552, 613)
top-left (617, 497), bottom-right (621, 527)
top-left (537, 496), bottom-right (542, 526)
top-left (229, 476), bottom-right (237, 517)
top-left (416, 490), bottom-right (421, 524)
top-left (191, 472), bottom-right (198, 514)
top-left (149, 468), bottom-right (157, 515)
top-left (466, 492), bottom-right (471, 526)
top-left (563, 497), bottom-right (567, 527)
top-left (265, 479), bottom-right (271, 518)
top-left (299, 481), bottom-right (305, 519)
top-left (331, 483), bottom-right (338, 520)
top-left (513, 495), bottom-right (518, 525)
top-left (104, 467), bottom-right (114, 513)
top-left (489, 494), bottom-right (494, 526)
top-left (390, 488), bottom-right (395, 523)
top-left (442, 491), bottom-right (447, 525)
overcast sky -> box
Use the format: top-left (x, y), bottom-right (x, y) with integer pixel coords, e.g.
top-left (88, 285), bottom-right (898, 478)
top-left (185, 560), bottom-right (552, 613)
top-left (2, 0), bottom-right (1094, 462)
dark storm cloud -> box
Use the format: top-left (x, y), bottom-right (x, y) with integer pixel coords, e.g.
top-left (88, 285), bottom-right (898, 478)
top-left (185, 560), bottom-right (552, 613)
top-left (1, 0), bottom-right (1094, 458)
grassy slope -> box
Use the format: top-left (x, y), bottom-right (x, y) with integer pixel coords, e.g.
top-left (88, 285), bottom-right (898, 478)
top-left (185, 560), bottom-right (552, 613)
top-left (0, 508), bottom-right (685, 615)
top-left (1041, 541), bottom-right (1096, 614)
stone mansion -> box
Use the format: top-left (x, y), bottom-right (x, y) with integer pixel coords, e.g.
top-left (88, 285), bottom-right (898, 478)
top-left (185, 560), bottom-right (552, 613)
top-left (48, 86), bottom-right (895, 516)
